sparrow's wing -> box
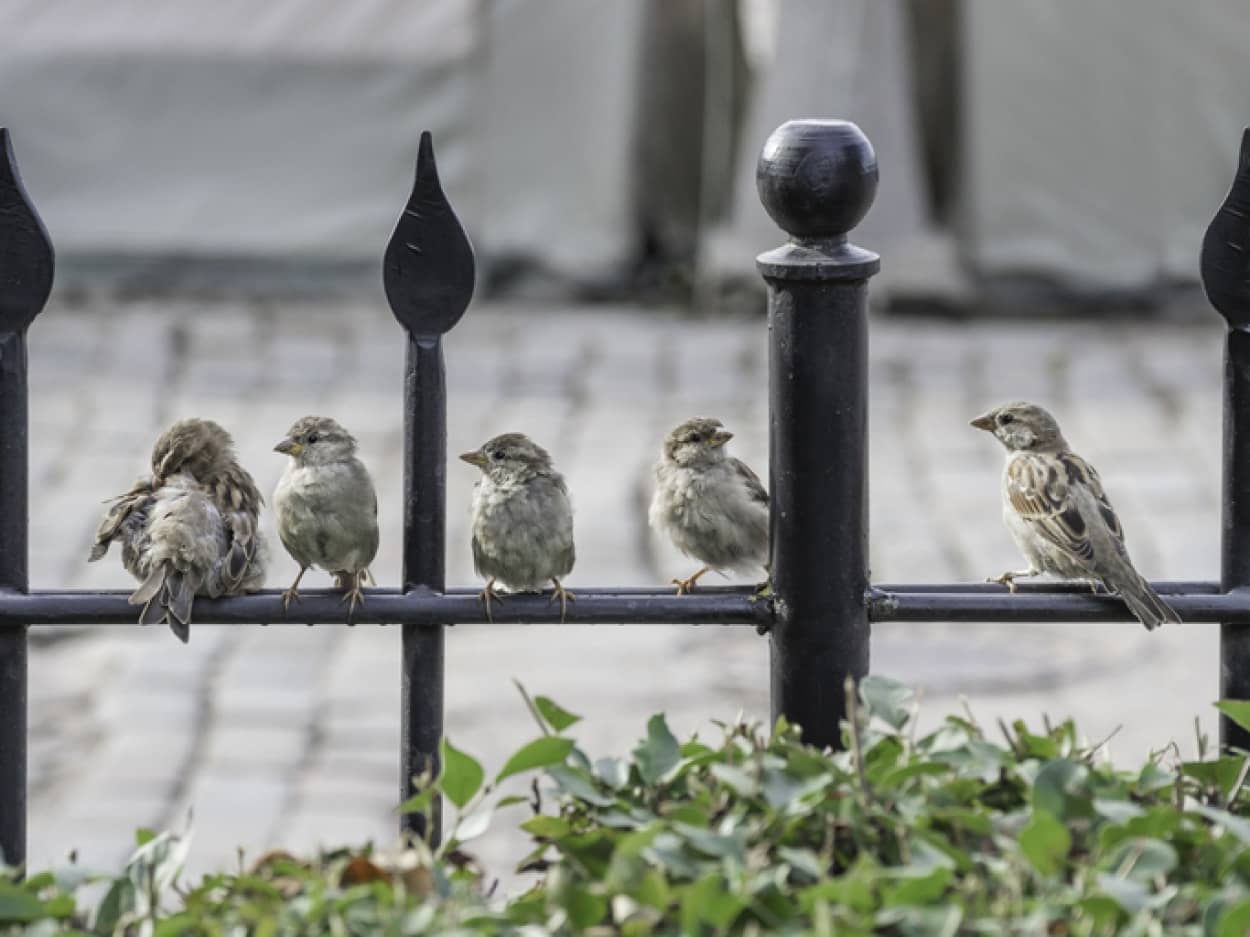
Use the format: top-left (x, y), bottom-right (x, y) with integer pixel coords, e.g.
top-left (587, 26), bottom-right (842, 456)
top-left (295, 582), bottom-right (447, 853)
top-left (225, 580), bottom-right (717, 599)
top-left (729, 458), bottom-right (768, 505)
top-left (1005, 453), bottom-right (1101, 564)
top-left (1057, 452), bottom-right (1126, 548)
top-left (89, 477), bottom-right (156, 562)
top-left (212, 465), bottom-right (265, 590)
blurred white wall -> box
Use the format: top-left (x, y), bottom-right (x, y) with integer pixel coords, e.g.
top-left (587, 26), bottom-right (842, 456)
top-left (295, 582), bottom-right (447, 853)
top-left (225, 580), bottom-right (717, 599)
top-left (4, 0), bottom-right (1248, 301)
top-left (961, 0), bottom-right (1250, 291)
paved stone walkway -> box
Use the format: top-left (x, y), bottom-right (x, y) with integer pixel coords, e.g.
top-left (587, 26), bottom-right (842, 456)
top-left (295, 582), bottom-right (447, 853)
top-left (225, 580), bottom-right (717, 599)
top-left (23, 296), bottom-right (1226, 884)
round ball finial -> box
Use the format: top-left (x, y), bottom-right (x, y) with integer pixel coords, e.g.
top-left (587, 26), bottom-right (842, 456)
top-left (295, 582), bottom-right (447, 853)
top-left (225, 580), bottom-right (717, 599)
top-left (756, 120), bottom-right (877, 241)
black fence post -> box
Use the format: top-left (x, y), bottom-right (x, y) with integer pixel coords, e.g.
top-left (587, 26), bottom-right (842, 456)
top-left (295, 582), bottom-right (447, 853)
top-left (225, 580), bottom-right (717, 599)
top-left (1202, 128), bottom-right (1250, 753)
top-left (384, 132), bottom-right (474, 841)
top-left (756, 120), bottom-right (879, 750)
top-left (0, 130), bottom-right (53, 868)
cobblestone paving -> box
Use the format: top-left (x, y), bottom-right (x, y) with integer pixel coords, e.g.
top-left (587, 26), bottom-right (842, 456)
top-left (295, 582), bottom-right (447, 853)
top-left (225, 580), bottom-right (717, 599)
top-left (24, 296), bottom-right (1225, 885)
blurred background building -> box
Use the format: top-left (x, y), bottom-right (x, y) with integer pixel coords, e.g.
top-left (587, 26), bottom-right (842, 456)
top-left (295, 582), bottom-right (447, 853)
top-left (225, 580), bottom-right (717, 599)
top-left (5, 0), bottom-right (1247, 312)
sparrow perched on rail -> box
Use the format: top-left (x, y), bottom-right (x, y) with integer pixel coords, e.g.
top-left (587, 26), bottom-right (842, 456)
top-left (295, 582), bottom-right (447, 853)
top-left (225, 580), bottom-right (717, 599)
top-left (460, 432), bottom-right (575, 622)
top-left (89, 418), bottom-right (267, 642)
top-left (650, 417), bottom-right (769, 595)
top-left (273, 416), bottom-right (379, 617)
top-left (971, 401), bottom-right (1180, 630)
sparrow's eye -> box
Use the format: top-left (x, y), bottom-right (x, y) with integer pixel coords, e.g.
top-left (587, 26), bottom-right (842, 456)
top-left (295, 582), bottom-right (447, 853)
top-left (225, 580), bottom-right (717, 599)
top-left (999, 414), bottom-right (1014, 426)
top-left (307, 433), bottom-right (321, 444)
top-left (491, 450), bottom-right (504, 461)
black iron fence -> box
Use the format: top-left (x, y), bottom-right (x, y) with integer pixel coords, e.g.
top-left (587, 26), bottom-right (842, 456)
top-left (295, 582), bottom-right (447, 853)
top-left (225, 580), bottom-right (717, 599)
top-left (1, 120), bottom-right (1249, 868)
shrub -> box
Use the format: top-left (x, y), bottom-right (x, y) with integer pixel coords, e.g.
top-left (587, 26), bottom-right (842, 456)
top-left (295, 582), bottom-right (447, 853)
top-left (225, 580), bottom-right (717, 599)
top-left (5, 679), bottom-right (1250, 935)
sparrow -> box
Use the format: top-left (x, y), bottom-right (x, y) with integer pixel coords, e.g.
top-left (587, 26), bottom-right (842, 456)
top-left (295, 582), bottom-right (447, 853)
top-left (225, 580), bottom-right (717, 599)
top-left (649, 417), bottom-right (769, 595)
top-left (460, 433), bottom-right (575, 622)
top-left (971, 401), bottom-right (1180, 630)
top-left (273, 416), bottom-right (379, 617)
top-left (89, 418), bottom-right (267, 642)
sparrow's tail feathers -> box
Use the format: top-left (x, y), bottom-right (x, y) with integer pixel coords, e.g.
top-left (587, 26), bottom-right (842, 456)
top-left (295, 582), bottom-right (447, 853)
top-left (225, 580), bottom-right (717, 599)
top-left (129, 566), bottom-right (166, 608)
top-left (1109, 572), bottom-right (1181, 631)
top-left (165, 569), bottom-right (202, 634)
top-left (128, 563), bottom-right (198, 642)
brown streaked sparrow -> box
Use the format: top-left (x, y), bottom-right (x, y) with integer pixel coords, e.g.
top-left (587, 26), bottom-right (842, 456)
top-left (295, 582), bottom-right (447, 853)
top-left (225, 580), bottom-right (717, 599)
top-left (650, 417), bottom-right (769, 595)
top-left (89, 418), bottom-right (267, 642)
top-left (971, 401), bottom-right (1180, 630)
top-left (273, 416), bottom-right (379, 617)
top-left (460, 432), bottom-right (575, 621)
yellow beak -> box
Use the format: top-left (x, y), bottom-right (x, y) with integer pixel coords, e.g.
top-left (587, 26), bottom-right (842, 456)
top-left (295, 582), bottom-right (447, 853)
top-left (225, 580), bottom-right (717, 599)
top-left (459, 450), bottom-right (488, 467)
top-left (274, 437), bottom-right (304, 456)
top-left (969, 412), bottom-right (996, 432)
top-left (710, 430), bottom-right (734, 447)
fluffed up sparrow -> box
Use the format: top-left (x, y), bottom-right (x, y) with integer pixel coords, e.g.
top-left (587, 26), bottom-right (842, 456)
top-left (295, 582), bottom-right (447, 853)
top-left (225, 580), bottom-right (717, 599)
top-left (460, 432), bottom-right (575, 621)
top-left (649, 417), bottom-right (769, 595)
top-left (971, 401), bottom-right (1180, 630)
top-left (89, 418), bottom-right (267, 642)
top-left (273, 416), bottom-right (379, 617)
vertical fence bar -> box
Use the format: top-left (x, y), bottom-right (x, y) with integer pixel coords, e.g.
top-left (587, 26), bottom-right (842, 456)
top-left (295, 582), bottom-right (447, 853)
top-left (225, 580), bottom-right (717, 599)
top-left (0, 130), bottom-right (53, 867)
top-left (384, 132), bottom-right (475, 840)
top-left (1202, 128), bottom-right (1250, 752)
top-left (756, 121), bottom-right (879, 750)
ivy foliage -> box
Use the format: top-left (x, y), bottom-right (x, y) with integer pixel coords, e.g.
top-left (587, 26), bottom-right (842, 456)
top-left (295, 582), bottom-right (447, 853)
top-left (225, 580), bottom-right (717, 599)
top-left (4, 678), bottom-right (1250, 935)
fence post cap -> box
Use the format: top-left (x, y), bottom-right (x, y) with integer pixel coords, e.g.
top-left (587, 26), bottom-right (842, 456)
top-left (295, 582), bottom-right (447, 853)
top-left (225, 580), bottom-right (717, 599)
top-left (756, 119), bottom-right (878, 242)
top-left (1202, 127), bottom-right (1250, 329)
top-left (384, 131), bottom-right (475, 337)
top-left (0, 128), bottom-right (54, 333)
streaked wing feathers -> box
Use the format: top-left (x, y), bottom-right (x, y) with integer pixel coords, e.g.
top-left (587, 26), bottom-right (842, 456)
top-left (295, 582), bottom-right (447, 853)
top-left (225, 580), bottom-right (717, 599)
top-left (730, 457), bottom-right (768, 505)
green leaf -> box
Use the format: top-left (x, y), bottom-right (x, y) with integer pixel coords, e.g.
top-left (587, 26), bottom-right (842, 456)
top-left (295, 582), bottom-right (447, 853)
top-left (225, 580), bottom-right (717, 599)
top-left (134, 828), bottom-right (156, 847)
top-left (634, 715), bottom-right (681, 784)
top-left (521, 815), bottom-right (571, 839)
top-left (92, 878), bottom-right (135, 934)
top-left (440, 738), bottom-right (485, 809)
top-left (1096, 873), bottom-right (1151, 914)
top-left (859, 675), bottom-right (913, 730)
top-left (534, 696), bottom-right (582, 732)
top-left (1092, 798), bottom-right (1145, 824)
top-left (563, 884), bottom-right (608, 929)
top-left (1019, 810), bottom-right (1071, 876)
top-left (396, 787), bottom-right (435, 815)
top-left (0, 883), bottom-right (46, 923)
top-left (1217, 700), bottom-right (1250, 736)
top-left (1104, 837), bottom-right (1176, 882)
top-left (681, 872), bottom-right (745, 930)
top-left (778, 846), bottom-right (826, 882)
top-left (594, 757), bottom-right (630, 790)
top-left (496, 736), bottom-right (575, 783)
top-left (1219, 898), bottom-right (1250, 937)
top-left (549, 765), bottom-right (616, 806)
top-left (1032, 758), bottom-right (1091, 820)
top-left (452, 807), bottom-right (493, 843)
top-left (1194, 804), bottom-right (1250, 845)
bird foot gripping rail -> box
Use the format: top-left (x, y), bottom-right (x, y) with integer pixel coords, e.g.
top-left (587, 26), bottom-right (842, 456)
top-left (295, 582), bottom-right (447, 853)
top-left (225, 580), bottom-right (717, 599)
top-left (1, 121), bottom-right (1250, 863)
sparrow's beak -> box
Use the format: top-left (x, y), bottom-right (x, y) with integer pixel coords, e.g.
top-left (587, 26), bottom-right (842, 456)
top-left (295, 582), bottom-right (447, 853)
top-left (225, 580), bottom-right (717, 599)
top-left (969, 412), bottom-right (997, 432)
top-left (710, 429), bottom-right (734, 448)
top-left (459, 450), bottom-right (488, 467)
top-left (274, 437), bottom-right (303, 457)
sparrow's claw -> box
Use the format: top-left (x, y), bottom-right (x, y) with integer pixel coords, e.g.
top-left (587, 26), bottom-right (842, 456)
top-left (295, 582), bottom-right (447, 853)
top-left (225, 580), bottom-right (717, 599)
top-left (989, 568), bottom-right (1040, 593)
top-left (282, 567), bottom-right (308, 613)
top-left (672, 566), bottom-right (711, 596)
top-left (479, 579), bottom-right (505, 623)
top-left (548, 578), bottom-right (576, 623)
top-left (340, 572), bottom-right (367, 620)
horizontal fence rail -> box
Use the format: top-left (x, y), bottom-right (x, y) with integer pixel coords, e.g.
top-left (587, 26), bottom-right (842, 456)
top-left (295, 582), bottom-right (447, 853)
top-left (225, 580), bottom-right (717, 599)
top-left (0, 583), bottom-right (1246, 626)
top-left (0, 117), bottom-right (1248, 870)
